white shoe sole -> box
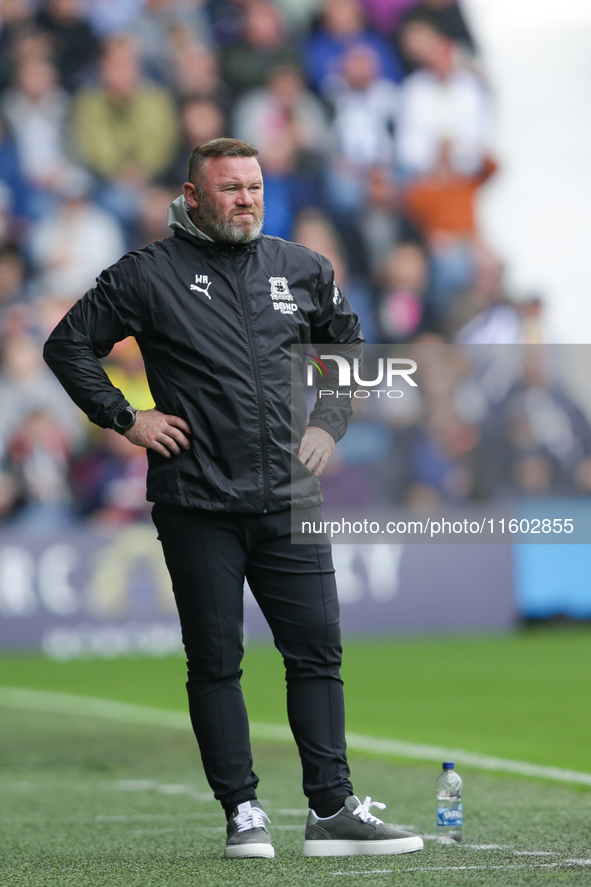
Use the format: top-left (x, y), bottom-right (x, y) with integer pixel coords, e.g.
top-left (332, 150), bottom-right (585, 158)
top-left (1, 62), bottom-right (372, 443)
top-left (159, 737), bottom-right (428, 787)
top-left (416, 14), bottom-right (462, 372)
top-left (224, 843), bottom-right (276, 859)
top-left (303, 835), bottom-right (424, 857)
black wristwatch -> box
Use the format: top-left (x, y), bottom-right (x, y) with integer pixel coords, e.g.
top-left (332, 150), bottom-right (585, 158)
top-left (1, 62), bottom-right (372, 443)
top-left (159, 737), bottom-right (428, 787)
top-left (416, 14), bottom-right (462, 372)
top-left (112, 406), bottom-right (137, 435)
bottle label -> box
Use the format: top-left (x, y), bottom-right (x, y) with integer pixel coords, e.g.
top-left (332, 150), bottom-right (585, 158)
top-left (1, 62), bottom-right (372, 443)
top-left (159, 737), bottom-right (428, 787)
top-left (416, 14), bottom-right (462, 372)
top-left (437, 804), bottom-right (463, 827)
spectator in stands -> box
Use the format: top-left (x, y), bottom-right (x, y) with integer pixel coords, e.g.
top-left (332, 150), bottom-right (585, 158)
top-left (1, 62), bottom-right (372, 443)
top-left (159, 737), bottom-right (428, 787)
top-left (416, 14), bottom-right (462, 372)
top-left (395, 344), bottom-right (478, 503)
top-left (134, 183), bottom-right (179, 248)
top-left (294, 207), bottom-right (378, 341)
top-left (404, 142), bottom-right (497, 317)
top-left (400, 0), bottom-right (477, 57)
top-left (358, 0), bottom-right (420, 36)
top-left (519, 296), bottom-right (546, 345)
top-left (0, 331), bottom-right (83, 462)
top-left (0, 182), bottom-right (11, 248)
top-left (0, 238), bottom-right (36, 344)
top-left (377, 242), bottom-right (430, 341)
top-left (0, 244), bottom-right (29, 321)
top-left (404, 405), bottom-right (477, 503)
top-left (70, 37), bottom-right (177, 184)
top-left (1, 55), bottom-right (71, 197)
top-left (0, 0), bottom-right (36, 90)
top-left (71, 34), bottom-right (179, 232)
top-left (473, 351), bottom-right (591, 499)
top-left (232, 63), bottom-right (329, 157)
top-left (71, 426), bottom-right (150, 524)
top-left (102, 337), bottom-right (155, 411)
top-left (0, 259), bottom-right (34, 340)
top-left (452, 245), bottom-right (523, 344)
top-left (169, 40), bottom-right (231, 109)
top-left (0, 0), bottom-right (35, 39)
top-left (4, 407), bottom-right (74, 526)
top-left (274, 0), bottom-right (324, 31)
top-left (9, 23), bottom-right (53, 61)
top-left (355, 165), bottom-right (422, 272)
top-left (404, 143), bottom-right (496, 241)
top-left (220, 1), bottom-right (300, 97)
top-left (324, 43), bottom-right (399, 212)
top-left (0, 467), bottom-right (19, 520)
top-left (328, 44), bottom-right (399, 164)
top-left (83, 0), bottom-right (144, 38)
top-left (396, 18), bottom-right (489, 177)
top-left (0, 113), bottom-right (34, 228)
top-left (131, 0), bottom-right (211, 87)
top-left (35, 0), bottom-right (101, 91)
top-left (28, 166), bottom-right (125, 300)
top-left (162, 96), bottom-right (226, 188)
top-left (318, 429), bottom-right (386, 507)
top-left (259, 129), bottom-right (323, 240)
top-left (305, 0), bottom-right (404, 96)
top-left (204, 0), bottom-right (247, 50)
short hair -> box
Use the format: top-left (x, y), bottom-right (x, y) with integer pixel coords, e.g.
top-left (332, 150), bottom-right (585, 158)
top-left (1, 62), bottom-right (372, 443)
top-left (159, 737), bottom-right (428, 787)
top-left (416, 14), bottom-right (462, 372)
top-left (401, 13), bottom-right (449, 40)
top-left (188, 138), bottom-right (259, 185)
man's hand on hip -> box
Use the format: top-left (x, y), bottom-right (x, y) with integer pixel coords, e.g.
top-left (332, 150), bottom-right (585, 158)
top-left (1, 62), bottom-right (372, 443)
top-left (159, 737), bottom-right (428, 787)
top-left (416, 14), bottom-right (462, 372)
top-left (124, 409), bottom-right (191, 458)
top-left (298, 426), bottom-right (335, 477)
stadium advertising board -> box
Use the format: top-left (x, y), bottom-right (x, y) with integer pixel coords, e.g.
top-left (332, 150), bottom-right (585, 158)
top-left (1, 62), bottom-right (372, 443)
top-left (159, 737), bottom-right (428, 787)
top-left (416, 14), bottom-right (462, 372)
top-left (0, 525), bottom-right (516, 657)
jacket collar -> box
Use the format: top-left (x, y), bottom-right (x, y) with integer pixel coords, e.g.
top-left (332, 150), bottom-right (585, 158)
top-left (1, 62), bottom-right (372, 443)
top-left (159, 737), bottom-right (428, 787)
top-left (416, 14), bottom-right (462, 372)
top-left (168, 194), bottom-right (214, 241)
top-left (172, 227), bottom-right (260, 254)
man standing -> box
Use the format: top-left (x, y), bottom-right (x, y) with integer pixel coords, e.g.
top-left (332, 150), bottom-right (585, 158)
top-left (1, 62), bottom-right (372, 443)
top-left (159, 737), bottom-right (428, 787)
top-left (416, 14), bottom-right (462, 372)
top-left (43, 139), bottom-right (423, 860)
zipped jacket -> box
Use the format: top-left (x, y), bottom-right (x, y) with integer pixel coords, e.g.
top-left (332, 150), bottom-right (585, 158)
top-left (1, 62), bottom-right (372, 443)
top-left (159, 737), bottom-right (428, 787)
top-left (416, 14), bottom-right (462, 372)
top-left (43, 229), bottom-right (364, 513)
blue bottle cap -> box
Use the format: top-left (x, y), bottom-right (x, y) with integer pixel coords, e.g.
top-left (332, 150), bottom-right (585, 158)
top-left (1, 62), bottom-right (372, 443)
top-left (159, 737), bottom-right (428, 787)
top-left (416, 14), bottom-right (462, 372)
top-left (442, 762), bottom-right (455, 769)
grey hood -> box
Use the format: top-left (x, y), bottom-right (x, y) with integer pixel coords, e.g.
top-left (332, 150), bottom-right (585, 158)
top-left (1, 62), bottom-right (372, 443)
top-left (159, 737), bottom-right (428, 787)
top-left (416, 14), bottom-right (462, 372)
top-left (167, 194), bottom-right (213, 241)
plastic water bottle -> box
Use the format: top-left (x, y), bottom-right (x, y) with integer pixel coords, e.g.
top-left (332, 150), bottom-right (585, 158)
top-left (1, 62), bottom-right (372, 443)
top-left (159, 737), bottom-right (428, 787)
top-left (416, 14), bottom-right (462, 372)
top-left (436, 762), bottom-right (463, 843)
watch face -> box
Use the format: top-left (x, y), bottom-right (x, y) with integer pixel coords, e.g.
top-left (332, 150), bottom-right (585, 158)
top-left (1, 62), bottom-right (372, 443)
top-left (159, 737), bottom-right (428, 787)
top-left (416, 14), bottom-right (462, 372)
top-left (114, 408), bottom-right (135, 432)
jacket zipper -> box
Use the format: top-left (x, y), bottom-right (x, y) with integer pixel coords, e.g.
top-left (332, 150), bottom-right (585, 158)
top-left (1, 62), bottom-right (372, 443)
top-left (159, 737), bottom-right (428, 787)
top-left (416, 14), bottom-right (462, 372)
top-left (228, 252), bottom-right (270, 512)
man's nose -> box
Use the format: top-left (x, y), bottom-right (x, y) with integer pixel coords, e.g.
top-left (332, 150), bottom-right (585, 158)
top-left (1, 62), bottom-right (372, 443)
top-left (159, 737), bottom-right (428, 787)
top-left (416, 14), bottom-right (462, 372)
top-left (236, 188), bottom-right (255, 205)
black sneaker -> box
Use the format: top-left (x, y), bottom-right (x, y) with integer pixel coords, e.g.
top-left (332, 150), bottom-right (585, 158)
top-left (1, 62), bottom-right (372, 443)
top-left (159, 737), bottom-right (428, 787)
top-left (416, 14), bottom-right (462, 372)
top-left (303, 795), bottom-right (424, 857)
top-left (224, 800), bottom-right (275, 859)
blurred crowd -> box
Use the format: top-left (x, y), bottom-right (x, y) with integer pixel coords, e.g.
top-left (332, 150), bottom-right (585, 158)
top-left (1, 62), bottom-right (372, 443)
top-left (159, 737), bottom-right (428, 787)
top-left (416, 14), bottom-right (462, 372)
top-left (320, 345), bottom-right (591, 508)
top-left (0, 0), bottom-right (581, 526)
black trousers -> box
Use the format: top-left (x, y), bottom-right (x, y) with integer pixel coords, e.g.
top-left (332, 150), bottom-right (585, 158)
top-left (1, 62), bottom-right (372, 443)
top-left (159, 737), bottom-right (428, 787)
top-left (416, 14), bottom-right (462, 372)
top-left (151, 503), bottom-right (353, 811)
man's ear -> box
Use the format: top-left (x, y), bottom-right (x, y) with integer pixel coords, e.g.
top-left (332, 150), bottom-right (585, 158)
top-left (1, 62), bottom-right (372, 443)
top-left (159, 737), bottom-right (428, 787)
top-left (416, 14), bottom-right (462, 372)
top-left (183, 181), bottom-right (199, 210)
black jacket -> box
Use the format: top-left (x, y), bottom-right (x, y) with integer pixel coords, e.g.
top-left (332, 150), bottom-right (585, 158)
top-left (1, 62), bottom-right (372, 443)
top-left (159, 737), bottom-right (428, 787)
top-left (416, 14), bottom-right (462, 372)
top-left (43, 229), bottom-right (364, 512)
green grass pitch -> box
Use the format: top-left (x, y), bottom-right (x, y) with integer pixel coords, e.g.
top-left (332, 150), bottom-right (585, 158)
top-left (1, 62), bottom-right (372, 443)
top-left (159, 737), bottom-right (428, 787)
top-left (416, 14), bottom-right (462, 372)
top-left (1, 628), bottom-right (590, 886)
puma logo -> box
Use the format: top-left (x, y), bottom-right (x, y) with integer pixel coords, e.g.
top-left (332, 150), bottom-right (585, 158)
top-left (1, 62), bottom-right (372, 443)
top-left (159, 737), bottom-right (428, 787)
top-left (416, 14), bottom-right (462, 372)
top-left (190, 275), bottom-right (212, 299)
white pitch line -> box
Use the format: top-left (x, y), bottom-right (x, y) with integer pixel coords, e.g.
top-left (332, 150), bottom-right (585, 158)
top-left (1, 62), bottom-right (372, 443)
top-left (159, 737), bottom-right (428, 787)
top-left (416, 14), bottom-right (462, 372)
top-left (343, 731), bottom-right (591, 786)
top-left (331, 860), bottom-right (591, 875)
top-left (0, 687), bottom-right (191, 730)
top-left (1, 686), bottom-right (591, 787)
top-left (513, 851), bottom-right (557, 856)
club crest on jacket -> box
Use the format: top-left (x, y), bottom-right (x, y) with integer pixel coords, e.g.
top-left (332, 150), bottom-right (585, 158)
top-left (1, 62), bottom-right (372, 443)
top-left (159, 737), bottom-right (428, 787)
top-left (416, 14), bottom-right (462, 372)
top-left (269, 277), bottom-right (298, 314)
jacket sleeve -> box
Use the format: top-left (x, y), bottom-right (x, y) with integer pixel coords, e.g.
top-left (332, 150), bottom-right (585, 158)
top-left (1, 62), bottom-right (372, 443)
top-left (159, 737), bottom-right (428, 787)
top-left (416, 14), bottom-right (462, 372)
top-left (307, 255), bottom-right (364, 442)
top-left (42, 252), bottom-right (147, 429)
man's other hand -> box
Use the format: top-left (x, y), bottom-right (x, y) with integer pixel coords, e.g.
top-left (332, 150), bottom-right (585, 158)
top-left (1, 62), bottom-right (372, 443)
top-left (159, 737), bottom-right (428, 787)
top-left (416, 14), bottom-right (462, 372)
top-left (298, 426), bottom-right (336, 477)
top-left (124, 409), bottom-right (191, 458)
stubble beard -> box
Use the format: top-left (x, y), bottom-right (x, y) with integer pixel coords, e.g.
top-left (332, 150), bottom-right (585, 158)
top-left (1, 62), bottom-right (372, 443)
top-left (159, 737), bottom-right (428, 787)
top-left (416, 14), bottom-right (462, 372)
top-left (193, 189), bottom-right (264, 244)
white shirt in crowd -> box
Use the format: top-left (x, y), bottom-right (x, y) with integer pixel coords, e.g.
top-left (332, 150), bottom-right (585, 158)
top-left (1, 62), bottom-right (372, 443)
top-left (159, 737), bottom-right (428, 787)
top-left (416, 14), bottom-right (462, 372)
top-left (396, 65), bottom-right (490, 175)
